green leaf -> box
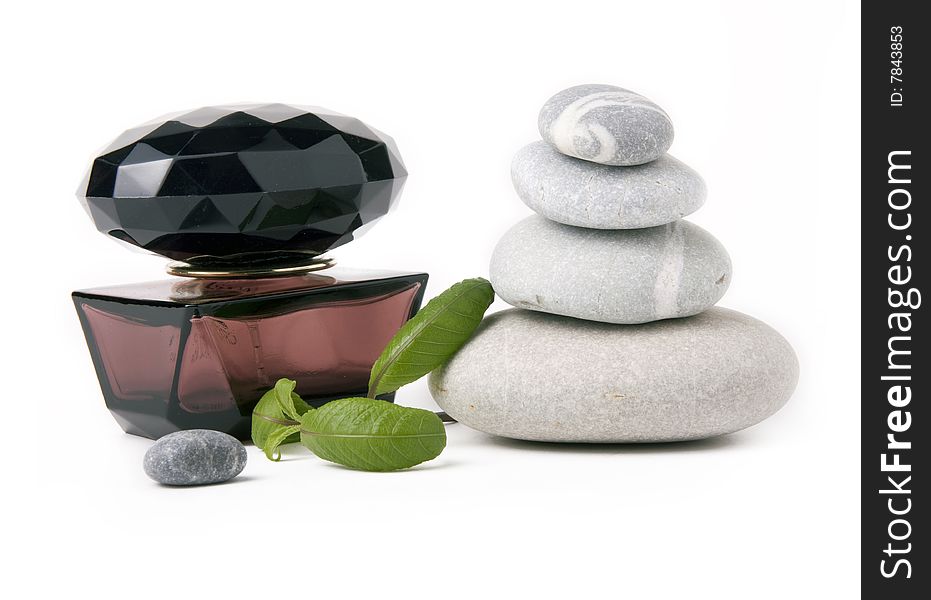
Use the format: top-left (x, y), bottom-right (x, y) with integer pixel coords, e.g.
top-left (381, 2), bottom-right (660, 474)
top-left (368, 277), bottom-right (494, 398)
top-left (300, 398), bottom-right (447, 471)
top-left (261, 425), bottom-right (302, 461)
top-left (273, 378), bottom-right (310, 421)
top-left (251, 378), bottom-right (312, 460)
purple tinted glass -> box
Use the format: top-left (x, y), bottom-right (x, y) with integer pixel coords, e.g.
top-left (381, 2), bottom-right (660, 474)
top-left (74, 269), bottom-right (427, 439)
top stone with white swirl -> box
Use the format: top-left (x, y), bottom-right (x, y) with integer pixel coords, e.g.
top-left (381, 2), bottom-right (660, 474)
top-left (538, 84), bottom-right (674, 166)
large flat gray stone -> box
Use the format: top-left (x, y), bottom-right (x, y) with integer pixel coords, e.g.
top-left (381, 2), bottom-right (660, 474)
top-left (490, 216), bottom-right (731, 324)
top-left (429, 307), bottom-right (798, 443)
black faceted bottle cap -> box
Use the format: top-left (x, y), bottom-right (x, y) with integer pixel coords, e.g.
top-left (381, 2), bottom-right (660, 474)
top-left (78, 104), bottom-right (407, 262)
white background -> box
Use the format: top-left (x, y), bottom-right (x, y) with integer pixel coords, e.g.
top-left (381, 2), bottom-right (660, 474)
top-left (2, 1), bottom-right (860, 597)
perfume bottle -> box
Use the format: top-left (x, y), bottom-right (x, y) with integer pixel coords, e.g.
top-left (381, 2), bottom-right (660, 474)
top-left (73, 104), bottom-right (428, 440)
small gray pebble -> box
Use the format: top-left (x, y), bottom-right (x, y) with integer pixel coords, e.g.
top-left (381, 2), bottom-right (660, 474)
top-left (429, 308), bottom-right (798, 443)
top-left (143, 429), bottom-right (247, 486)
top-left (490, 216), bottom-right (731, 324)
top-left (538, 83), bottom-right (674, 166)
top-left (511, 141), bottom-right (705, 229)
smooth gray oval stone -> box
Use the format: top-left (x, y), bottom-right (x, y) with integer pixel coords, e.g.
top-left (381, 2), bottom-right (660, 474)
top-left (538, 84), bottom-right (674, 166)
top-left (143, 429), bottom-right (247, 486)
top-left (490, 216), bottom-right (731, 324)
top-left (429, 308), bottom-right (798, 443)
top-left (511, 142), bottom-right (705, 229)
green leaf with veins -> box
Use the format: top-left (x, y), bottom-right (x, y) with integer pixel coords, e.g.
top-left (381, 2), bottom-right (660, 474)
top-left (272, 378), bottom-right (309, 421)
top-left (300, 398), bottom-right (446, 471)
top-left (251, 378), bottom-right (312, 460)
top-left (260, 425), bottom-right (302, 461)
top-left (367, 277), bottom-right (494, 398)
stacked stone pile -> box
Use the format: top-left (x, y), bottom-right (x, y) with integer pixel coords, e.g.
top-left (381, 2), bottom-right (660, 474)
top-left (430, 84), bottom-right (798, 443)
